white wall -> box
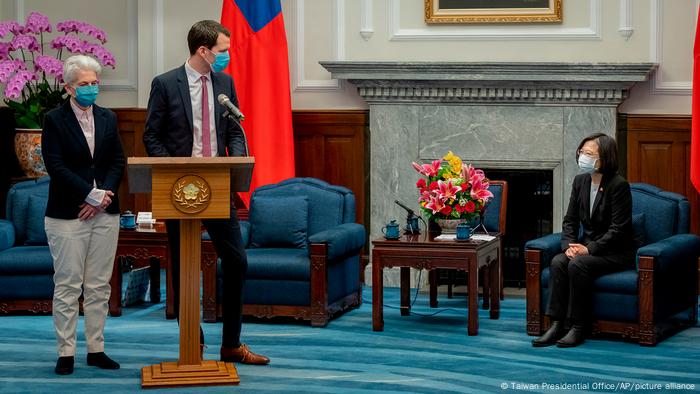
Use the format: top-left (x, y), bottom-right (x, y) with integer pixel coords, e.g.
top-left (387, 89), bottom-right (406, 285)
top-left (1, 0), bottom-right (695, 114)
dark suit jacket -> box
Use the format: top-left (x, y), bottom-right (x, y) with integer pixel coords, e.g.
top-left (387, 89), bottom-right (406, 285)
top-left (42, 101), bottom-right (125, 219)
top-left (143, 65), bottom-right (246, 157)
top-left (561, 172), bottom-right (636, 256)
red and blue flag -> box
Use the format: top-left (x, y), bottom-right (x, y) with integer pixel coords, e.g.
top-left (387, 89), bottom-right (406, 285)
top-left (221, 0), bottom-right (295, 207)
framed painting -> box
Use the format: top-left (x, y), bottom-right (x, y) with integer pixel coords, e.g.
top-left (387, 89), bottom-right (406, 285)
top-left (425, 0), bottom-right (562, 24)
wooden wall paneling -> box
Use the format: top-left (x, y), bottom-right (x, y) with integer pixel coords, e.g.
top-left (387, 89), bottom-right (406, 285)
top-left (292, 110), bottom-right (369, 227)
top-left (114, 109), bottom-right (150, 214)
top-left (626, 115), bottom-right (699, 236)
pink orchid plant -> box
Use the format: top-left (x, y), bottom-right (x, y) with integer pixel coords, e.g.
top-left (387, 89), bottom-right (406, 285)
top-left (412, 151), bottom-right (493, 221)
top-left (0, 12), bottom-right (115, 128)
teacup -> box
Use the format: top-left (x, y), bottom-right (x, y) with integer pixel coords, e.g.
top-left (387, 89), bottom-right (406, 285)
top-left (120, 211), bottom-right (136, 229)
top-left (456, 223), bottom-right (474, 240)
top-left (381, 220), bottom-right (400, 239)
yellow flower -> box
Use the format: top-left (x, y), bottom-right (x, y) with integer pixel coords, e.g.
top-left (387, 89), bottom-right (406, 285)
top-left (443, 151), bottom-right (462, 174)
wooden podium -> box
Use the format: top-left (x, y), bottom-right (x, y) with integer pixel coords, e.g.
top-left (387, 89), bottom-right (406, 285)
top-left (127, 157), bottom-right (254, 388)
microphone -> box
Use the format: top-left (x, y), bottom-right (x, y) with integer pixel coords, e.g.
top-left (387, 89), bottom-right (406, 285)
top-left (217, 94), bottom-right (249, 156)
top-left (217, 94), bottom-right (245, 121)
top-left (395, 200), bottom-right (424, 235)
top-left (394, 200), bottom-right (415, 217)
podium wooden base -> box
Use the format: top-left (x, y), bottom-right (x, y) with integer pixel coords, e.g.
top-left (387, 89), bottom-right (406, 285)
top-left (141, 360), bottom-right (239, 388)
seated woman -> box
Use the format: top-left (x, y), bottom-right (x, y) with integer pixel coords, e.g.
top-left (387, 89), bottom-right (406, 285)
top-left (532, 133), bottom-right (636, 348)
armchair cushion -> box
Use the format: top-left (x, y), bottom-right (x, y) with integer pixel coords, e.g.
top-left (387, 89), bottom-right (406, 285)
top-left (25, 194), bottom-right (48, 245)
top-left (631, 185), bottom-right (679, 244)
top-left (308, 223), bottom-right (366, 261)
top-left (0, 220), bottom-right (14, 252)
top-left (249, 196), bottom-right (308, 249)
top-left (239, 221), bottom-right (251, 247)
top-left (245, 248), bottom-right (310, 280)
top-left (0, 246), bottom-right (54, 274)
top-left (632, 213), bottom-right (646, 247)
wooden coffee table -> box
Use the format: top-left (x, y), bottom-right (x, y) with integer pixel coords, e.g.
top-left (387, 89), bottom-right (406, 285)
top-left (371, 232), bottom-right (501, 335)
top-left (109, 223), bottom-right (170, 317)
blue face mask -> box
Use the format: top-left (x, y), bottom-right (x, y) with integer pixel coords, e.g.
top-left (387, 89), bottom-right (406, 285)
top-left (578, 153), bottom-right (598, 174)
top-left (74, 84), bottom-right (99, 107)
top-left (209, 50), bottom-right (230, 73)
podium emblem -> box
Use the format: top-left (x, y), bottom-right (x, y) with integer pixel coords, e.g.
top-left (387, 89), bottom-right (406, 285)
top-left (172, 175), bottom-right (211, 214)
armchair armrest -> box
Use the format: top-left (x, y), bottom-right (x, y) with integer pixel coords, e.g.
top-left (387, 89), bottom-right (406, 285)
top-left (308, 223), bottom-right (366, 260)
top-left (239, 221), bottom-right (251, 248)
top-left (636, 234), bottom-right (700, 274)
top-left (524, 232), bottom-right (562, 268)
top-left (0, 220), bottom-right (15, 252)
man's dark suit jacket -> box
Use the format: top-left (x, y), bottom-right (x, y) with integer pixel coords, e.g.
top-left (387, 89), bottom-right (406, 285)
top-left (143, 65), bottom-right (246, 157)
top-left (561, 172), bottom-right (636, 256)
top-left (41, 101), bottom-right (125, 219)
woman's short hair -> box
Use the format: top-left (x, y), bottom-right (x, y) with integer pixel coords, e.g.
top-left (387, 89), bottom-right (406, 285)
top-left (63, 55), bottom-right (101, 86)
top-left (576, 133), bottom-right (619, 174)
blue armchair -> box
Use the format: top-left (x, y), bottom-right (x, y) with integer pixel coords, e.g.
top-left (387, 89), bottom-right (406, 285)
top-left (525, 183), bottom-right (700, 345)
top-left (201, 178), bottom-right (366, 326)
top-left (0, 177), bottom-right (53, 314)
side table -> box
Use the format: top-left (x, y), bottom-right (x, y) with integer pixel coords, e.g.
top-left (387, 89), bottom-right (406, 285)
top-left (108, 223), bottom-right (170, 317)
top-left (372, 232), bottom-right (501, 336)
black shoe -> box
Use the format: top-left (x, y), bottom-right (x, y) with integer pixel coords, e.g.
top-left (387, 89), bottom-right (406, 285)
top-left (87, 352), bottom-right (120, 369)
top-left (557, 325), bottom-right (586, 348)
top-left (532, 321), bottom-right (566, 347)
top-left (55, 356), bottom-right (74, 375)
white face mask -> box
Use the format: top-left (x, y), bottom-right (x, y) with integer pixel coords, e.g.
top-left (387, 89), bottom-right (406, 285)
top-left (578, 154), bottom-right (598, 173)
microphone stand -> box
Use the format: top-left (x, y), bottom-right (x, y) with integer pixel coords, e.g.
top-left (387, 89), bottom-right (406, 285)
top-left (224, 111), bottom-right (249, 157)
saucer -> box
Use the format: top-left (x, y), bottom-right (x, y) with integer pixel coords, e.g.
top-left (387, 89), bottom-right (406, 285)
top-left (120, 225), bottom-right (137, 230)
top-left (454, 237), bottom-right (472, 242)
top-left (384, 235), bottom-right (401, 240)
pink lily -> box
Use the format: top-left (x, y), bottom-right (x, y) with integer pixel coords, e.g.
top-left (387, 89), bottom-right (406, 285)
top-left (418, 189), bottom-right (432, 203)
top-left (412, 160), bottom-right (441, 177)
top-left (461, 163), bottom-right (486, 185)
top-left (470, 180), bottom-right (493, 201)
top-left (424, 194), bottom-right (447, 214)
top-left (437, 180), bottom-right (460, 201)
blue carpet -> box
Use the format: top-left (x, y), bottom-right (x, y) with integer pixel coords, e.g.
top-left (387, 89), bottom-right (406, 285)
top-left (0, 285), bottom-right (699, 393)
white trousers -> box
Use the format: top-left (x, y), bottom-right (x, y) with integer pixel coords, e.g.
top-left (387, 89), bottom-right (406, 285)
top-left (46, 213), bottom-right (119, 357)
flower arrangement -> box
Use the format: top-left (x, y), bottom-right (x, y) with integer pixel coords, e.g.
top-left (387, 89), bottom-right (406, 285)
top-left (0, 12), bottom-right (115, 128)
top-left (412, 151), bottom-right (493, 222)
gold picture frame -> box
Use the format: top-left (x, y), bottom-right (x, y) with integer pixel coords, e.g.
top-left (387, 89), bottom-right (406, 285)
top-left (425, 0), bottom-right (562, 24)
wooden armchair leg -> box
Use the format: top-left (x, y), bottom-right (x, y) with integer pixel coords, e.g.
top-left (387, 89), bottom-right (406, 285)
top-left (638, 256), bottom-right (657, 346)
top-left (310, 243), bottom-right (329, 327)
top-left (525, 249), bottom-right (543, 336)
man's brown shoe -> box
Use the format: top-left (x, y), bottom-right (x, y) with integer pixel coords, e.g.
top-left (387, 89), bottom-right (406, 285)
top-left (220, 344), bottom-right (269, 365)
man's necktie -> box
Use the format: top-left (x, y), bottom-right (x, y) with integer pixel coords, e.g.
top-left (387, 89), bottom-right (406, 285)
top-left (200, 75), bottom-right (211, 157)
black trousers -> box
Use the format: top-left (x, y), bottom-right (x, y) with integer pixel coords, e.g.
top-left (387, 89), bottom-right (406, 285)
top-left (166, 208), bottom-right (248, 348)
top-left (546, 250), bottom-right (634, 325)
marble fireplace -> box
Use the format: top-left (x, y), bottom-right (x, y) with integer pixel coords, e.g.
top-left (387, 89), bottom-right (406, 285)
top-left (320, 62), bottom-right (656, 286)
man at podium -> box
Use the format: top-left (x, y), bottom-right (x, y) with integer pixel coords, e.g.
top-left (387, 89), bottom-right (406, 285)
top-left (143, 20), bottom-right (269, 365)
